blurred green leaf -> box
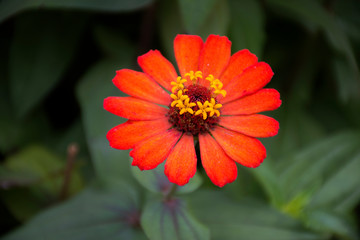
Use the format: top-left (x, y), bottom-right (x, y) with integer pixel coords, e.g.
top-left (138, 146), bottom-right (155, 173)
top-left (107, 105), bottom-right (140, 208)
top-left (177, 0), bottom-right (218, 34)
top-left (0, 0), bottom-right (153, 23)
top-left (9, 12), bottom-right (85, 118)
top-left (266, 0), bottom-right (360, 102)
top-left (228, 0), bottom-right (265, 56)
top-left (0, 166), bottom-right (38, 189)
top-left (0, 108), bottom-right (53, 154)
top-left (256, 131), bottom-right (360, 239)
top-left (3, 182), bottom-right (146, 240)
top-left (196, 0), bottom-right (229, 39)
top-left (265, 105), bottom-right (325, 160)
top-left (141, 197), bottom-right (210, 240)
top-left (332, 55), bottom-right (360, 102)
top-left (251, 159), bottom-right (284, 207)
top-left (93, 25), bottom-right (136, 61)
top-left (187, 191), bottom-right (324, 240)
top-left (177, 0), bottom-right (229, 39)
top-left (306, 209), bottom-right (358, 240)
top-left (158, 0), bottom-right (183, 63)
top-left (76, 57), bottom-right (134, 185)
top-left (0, 145), bottom-right (83, 221)
top-left (333, 0), bottom-right (360, 42)
top-left (310, 150), bottom-right (360, 211)
top-left (131, 161), bottom-right (202, 195)
top-left (279, 131), bottom-right (360, 203)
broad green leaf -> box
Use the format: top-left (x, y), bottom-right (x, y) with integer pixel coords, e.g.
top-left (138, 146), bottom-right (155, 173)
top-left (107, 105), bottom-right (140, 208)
top-left (9, 12), bottom-right (86, 118)
top-left (187, 191), bottom-right (323, 240)
top-left (0, 108), bottom-right (52, 154)
top-left (76, 57), bottom-right (134, 185)
top-left (264, 105), bottom-right (325, 160)
top-left (158, 0), bottom-right (183, 63)
top-left (93, 25), bottom-right (136, 61)
top-left (141, 197), bottom-right (209, 240)
top-left (0, 0), bottom-right (153, 23)
top-left (228, 0), bottom-right (265, 56)
top-left (195, 0), bottom-right (229, 39)
top-left (177, 0), bottom-right (229, 39)
top-left (0, 31), bottom-right (53, 153)
top-left (3, 182), bottom-right (146, 240)
top-left (310, 150), bottom-right (360, 211)
top-left (0, 166), bottom-right (38, 189)
top-left (0, 145), bottom-right (83, 221)
top-left (279, 131), bottom-right (360, 200)
top-left (305, 209), bottom-right (358, 240)
top-left (131, 160), bottom-right (202, 195)
top-left (266, 0), bottom-right (360, 102)
top-left (332, 55), bottom-right (360, 102)
top-left (251, 159), bottom-right (284, 207)
top-left (333, 0), bottom-right (360, 42)
top-left (177, 0), bottom-right (218, 34)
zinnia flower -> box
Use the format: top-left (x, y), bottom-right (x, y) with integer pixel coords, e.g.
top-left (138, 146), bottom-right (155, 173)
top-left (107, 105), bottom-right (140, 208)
top-left (104, 34), bottom-right (281, 187)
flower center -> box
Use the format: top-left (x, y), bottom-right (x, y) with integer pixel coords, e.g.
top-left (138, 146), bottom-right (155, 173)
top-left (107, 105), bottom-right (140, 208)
top-left (167, 71), bottom-right (226, 135)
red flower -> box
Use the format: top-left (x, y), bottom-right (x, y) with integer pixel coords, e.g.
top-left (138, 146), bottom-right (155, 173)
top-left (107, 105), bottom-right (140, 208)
top-left (104, 34), bottom-right (281, 187)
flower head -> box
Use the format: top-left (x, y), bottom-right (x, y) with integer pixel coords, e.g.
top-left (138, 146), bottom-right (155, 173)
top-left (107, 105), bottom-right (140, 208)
top-left (104, 34), bottom-right (281, 187)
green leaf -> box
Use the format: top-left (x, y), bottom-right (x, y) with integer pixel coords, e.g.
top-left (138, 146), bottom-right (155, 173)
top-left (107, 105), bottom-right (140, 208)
top-left (178, 0), bottom-right (218, 34)
top-left (251, 159), bottom-right (284, 207)
top-left (76, 57), bottom-right (134, 185)
top-left (157, 0), bottom-right (183, 63)
top-left (266, 0), bottom-right (360, 102)
top-left (264, 105), bottom-right (325, 160)
top-left (228, 0), bottom-right (265, 56)
top-left (0, 0), bottom-right (153, 23)
top-left (279, 131), bottom-right (360, 202)
top-left (187, 191), bottom-right (324, 240)
top-left (306, 209), bottom-right (358, 240)
top-left (3, 182), bottom-right (146, 240)
top-left (0, 145), bottom-right (83, 221)
top-left (93, 25), bottom-right (136, 61)
top-left (177, 0), bottom-right (229, 39)
top-left (196, 0), bottom-right (229, 39)
top-left (310, 150), bottom-right (360, 211)
top-left (131, 161), bottom-right (202, 195)
top-left (9, 12), bottom-right (86, 118)
top-left (141, 197), bottom-right (210, 240)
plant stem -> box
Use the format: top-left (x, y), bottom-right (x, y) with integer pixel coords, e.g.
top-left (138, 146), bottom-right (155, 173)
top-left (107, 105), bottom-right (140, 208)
top-left (59, 143), bottom-right (78, 201)
top-left (165, 183), bottom-right (178, 201)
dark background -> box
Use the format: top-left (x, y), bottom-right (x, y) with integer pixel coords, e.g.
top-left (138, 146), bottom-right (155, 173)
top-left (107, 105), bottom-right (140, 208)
top-left (1, 0), bottom-right (360, 239)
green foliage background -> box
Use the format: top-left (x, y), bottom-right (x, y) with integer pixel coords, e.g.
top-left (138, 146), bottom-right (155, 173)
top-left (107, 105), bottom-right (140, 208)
top-left (0, 0), bottom-right (360, 239)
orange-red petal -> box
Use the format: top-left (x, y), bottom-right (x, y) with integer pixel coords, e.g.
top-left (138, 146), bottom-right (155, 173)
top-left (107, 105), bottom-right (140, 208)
top-left (174, 35), bottom-right (203, 77)
top-left (219, 49), bottom-right (258, 88)
top-left (112, 69), bottom-right (170, 105)
top-left (130, 129), bottom-right (182, 170)
top-left (219, 115), bottom-right (279, 138)
top-left (106, 118), bottom-right (171, 150)
top-left (164, 135), bottom-right (197, 186)
top-left (138, 50), bottom-right (178, 91)
top-left (222, 62), bottom-right (274, 103)
top-left (221, 88), bottom-right (281, 115)
top-left (103, 97), bottom-right (167, 120)
top-left (210, 127), bottom-right (266, 168)
top-left (199, 133), bottom-right (237, 187)
top-left (198, 35), bottom-right (231, 85)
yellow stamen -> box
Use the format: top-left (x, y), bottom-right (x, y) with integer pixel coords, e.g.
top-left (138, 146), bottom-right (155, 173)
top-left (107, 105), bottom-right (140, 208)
top-left (170, 72), bottom-right (225, 119)
top-left (170, 90), bottom-right (188, 107)
top-left (205, 98), bottom-right (222, 117)
top-left (195, 101), bottom-right (209, 120)
top-left (179, 98), bottom-right (196, 115)
top-left (205, 74), bottom-right (227, 97)
top-left (185, 71), bottom-right (203, 83)
top-left (170, 76), bottom-right (187, 93)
